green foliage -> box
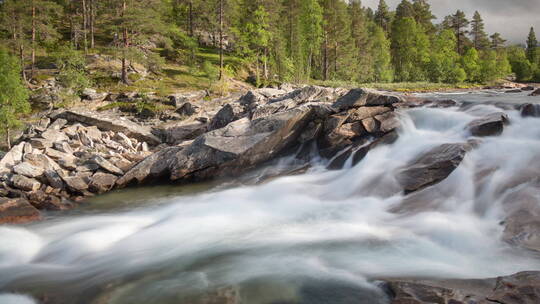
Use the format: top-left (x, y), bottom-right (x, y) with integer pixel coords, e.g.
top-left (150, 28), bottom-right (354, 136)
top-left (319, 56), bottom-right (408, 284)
top-left (391, 17), bottom-right (429, 82)
top-left (462, 48), bottom-right (481, 82)
top-left (0, 48), bottom-right (30, 144)
top-left (427, 29), bottom-right (464, 83)
top-left (370, 25), bottom-right (393, 82)
top-left (508, 46), bottom-right (534, 82)
top-left (51, 44), bottom-right (92, 93)
top-left (527, 27), bottom-right (539, 63)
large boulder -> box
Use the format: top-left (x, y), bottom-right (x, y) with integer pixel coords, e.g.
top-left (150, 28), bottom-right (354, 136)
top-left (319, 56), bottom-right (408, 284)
top-left (52, 109), bottom-right (161, 145)
top-left (0, 198), bottom-right (41, 224)
top-left (116, 146), bottom-right (183, 187)
top-left (332, 88), bottom-right (403, 111)
top-left (169, 105), bottom-right (315, 181)
top-left (397, 143), bottom-right (470, 194)
top-left (521, 103), bottom-right (540, 117)
top-left (530, 88), bottom-right (540, 96)
top-left (466, 112), bottom-right (509, 137)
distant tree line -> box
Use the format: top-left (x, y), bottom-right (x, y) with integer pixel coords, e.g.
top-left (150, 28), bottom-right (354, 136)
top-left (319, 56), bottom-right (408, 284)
top-left (0, 0), bottom-right (539, 86)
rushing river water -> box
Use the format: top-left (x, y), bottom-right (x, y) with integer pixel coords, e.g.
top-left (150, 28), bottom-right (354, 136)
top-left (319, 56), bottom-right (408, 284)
top-left (2, 90), bottom-right (540, 304)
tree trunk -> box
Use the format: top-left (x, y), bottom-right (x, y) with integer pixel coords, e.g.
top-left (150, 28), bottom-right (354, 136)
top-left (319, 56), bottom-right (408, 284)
top-left (121, 0), bottom-right (129, 84)
top-left (90, 0), bottom-right (95, 49)
top-left (31, 1), bottom-right (36, 79)
top-left (255, 52), bottom-right (260, 87)
top-left (263, 47), bottom-right (268, 80)
top-left (218, 0), bottom-right (224, 81)
top-left (82, 0), bottom-right (88, 54)
top-left (6, 127), bottom-right (11, 151)
top-left (323, 32), bottom-right (328, 81)
top-left (19, 43), bottom-right (26, 82)
top-left (188, 1), bottom-right (194, 37)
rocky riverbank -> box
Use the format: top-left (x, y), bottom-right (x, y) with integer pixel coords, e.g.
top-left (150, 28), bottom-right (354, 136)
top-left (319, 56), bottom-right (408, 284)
top-left (0, 85), bottom-right (538, 225)
top-left (0, 86), bottom-right (408, 224)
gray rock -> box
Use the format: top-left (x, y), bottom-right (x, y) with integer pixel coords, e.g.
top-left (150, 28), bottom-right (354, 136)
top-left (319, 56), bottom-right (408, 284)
top-left (36, 118), bottom-right (51, 132)
top-left (54, 141), bottom-right (74, 154)
top-left (209, 104), bottom-right (242, 130)
top-left (52, 109), bottom-right (161, 145)
top-left (13, 162), bottom-right (44, 178)
top-left (169, 91), bottom-right (207, 108)
top-left (467, 112), bottom-right (509, 137)
top-left (117, 146), bottom-right (183, 187)
top-left (48, 118), bottom-right (68, 130)
top-left (89, 172), bottom-right (118, 193)
top-left (332, 88), bottom-right (403, 111)
top-left (397, 143), bottom-right (470, 194)
top-left (175, 102), bottom-right (198, 116)
top-left (521, 103), bottom-right (540, 117)
top-left (61, 175), bottom-right (88, 192)
top-left (0, 142), bottom-right (25, 174)
top-left (41, 129), bottom-right (69, 143)
top-left (91, 155), bottom-right (124, 175)
top-left (0, 197), bottom-right (41, 224)
top-left (348, 106), bottom-right (391, 122)
top-left (374, 112), bottom-right (400, 133)
top-left (24, 153), bottom-right (62, 172)
top-left (530, 88), bottom-right (540, 96)
top-left (44, 170), bottom-right (64, 189)
top-left (30, 138), bottom-right (53, 149)
top-left (169, 105), bottom-right (314, 181)
top-left (11, 175), bottom-right (41, 191)
top-left (81, 88), bottom-right (108, 102)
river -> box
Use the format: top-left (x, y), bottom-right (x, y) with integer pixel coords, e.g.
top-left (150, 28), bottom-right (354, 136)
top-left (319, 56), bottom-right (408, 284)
top-left (1, 90), bottom-right (540, 304)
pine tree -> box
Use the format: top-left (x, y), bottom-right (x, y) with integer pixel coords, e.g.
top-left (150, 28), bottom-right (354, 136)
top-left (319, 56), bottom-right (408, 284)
top-left (374, 0), bottom-right (391, 33)
top-left (0, 49), bottom-right (30, 149)
top-left (349, 0), bottom-right (372, 82)
top-left (412, 0), bottom-right (435, 34)
top-left (490, 32), bottom-right (506, 49)
top-left (446, 10), bottom-right (470, 55)
top-left (395, 0), bottom-right (414, 19)
top-left (470, 11), bottom-right (489, 50)
top-left (299, 0), bottom-right (323, 79)
top-left (370, 24), bottom-right (393, 82)
top-left (391, 17), bottom-right (429, 81)
top-left (527, 27), bottom-right (538, 64)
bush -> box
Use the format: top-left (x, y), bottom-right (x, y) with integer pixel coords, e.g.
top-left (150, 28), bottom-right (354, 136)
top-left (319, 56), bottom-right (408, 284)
top-left (51, 44), bottom-right (92, 93)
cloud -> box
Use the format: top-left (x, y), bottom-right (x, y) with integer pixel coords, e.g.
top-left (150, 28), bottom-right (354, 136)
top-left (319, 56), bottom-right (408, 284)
top-left (362, 0), bottom-right (540, 44)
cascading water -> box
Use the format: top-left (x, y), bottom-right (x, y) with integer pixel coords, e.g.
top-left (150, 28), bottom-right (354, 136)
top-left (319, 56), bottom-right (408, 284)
top-left (2, 91), bottom-right (540, 304)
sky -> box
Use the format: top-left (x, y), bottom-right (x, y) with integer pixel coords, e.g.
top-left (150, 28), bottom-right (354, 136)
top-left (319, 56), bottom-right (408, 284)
top-left (362, 0), bottom-right (540, 45)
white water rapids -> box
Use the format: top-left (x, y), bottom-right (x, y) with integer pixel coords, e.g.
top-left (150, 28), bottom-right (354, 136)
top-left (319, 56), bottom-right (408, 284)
top-left (2, 91), bottom-right (540, 303)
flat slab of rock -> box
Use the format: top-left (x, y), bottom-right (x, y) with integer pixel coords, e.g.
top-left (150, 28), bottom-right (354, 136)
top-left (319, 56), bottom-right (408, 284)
top-left (0, 198), bottom-right (41, 224)
top-left (385, 271), bottom-right (540, 304)
top-left (332, 88), bottom-right (403, 111)
top-left (91, 155), bottom-right (124, 175)
top-left (169, 105), bottom-right (314, 181)
top-left (0, 142), bottom-right (24, 174)
top-left (61, 175), bottom-right (88, 192)
top-left (53, 109), bottom-right (161, 145)
top-left (13, 162), bottom-right (44, 178)
top-left (467, 112), bottom-right (509, 137)
top-left (11, 174), bottom-right (41, 191)
top-left (397, 143), bottom-right (469, 194)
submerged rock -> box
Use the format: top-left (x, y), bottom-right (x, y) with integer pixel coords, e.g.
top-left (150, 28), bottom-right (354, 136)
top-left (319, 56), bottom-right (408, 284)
top-left (397, 143), bottom-right (469, 194)
top-left (0, 198), bottom-right (41, 224)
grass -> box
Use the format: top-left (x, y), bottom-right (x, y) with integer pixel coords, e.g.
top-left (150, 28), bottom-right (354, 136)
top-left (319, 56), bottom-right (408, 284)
top-left (311, 80), bottom-right (486, 93)
top-left (85, 46), bottom-right (247, 97)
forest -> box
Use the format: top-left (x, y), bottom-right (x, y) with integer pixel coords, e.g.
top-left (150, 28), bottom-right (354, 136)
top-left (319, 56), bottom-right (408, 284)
top-left (0, 0), bottom-right (539, 94)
